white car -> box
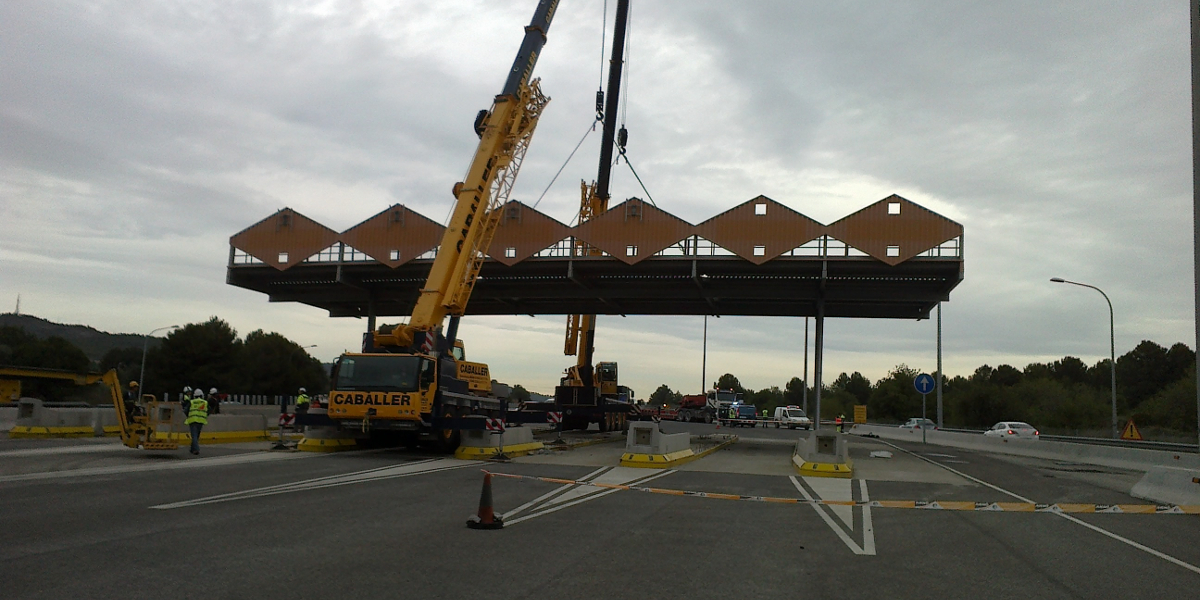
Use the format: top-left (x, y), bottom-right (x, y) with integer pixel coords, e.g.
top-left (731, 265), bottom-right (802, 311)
top-left (773, 406), bottom-right (812, 430)
top-left (899, 418), bottom-right (937, 431)
top-left (984, 421), bottom-right (1039, 440)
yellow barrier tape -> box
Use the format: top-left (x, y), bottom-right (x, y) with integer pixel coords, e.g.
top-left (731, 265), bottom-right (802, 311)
top-left (483, 471), bottom-right (1200, 515)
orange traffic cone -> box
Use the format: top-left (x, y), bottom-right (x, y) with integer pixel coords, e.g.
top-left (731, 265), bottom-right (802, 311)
top-left (466, 471), bottom-right (504, 530)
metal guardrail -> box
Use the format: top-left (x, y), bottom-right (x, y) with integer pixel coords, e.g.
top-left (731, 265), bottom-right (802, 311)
top-left (1037, 434), bottom-right (1199, 453)
top-left (891, 423), bottom-right (1200, 453)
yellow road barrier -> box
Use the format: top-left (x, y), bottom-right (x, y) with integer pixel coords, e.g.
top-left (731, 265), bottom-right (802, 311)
top-left (484, 471), bottom-right (1200, 515)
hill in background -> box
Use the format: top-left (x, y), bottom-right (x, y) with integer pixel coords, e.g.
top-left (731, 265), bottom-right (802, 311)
top-left (0, 313), bottom-right (157, 363)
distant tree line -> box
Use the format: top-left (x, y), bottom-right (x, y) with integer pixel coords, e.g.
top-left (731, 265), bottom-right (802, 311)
top-left (1, 317), bottom-right (328, 401)
top-left (647, 340), bottom-right (1197, 434)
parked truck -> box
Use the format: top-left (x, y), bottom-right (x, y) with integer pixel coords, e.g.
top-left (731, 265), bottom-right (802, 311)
top-left (675, 389), bottom-right (742, 424)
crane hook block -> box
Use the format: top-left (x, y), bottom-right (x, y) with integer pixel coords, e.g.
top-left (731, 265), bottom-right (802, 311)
top-left (617, 126), bottom-right (628, 152)
top-left (595, 90), bottom-right (604, 120)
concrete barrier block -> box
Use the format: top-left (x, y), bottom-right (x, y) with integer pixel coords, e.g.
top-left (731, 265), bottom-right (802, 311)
top-left (17, 398), bottom-right (42, 424)
top-left (625, 422), bottom-right (689, 455)
top-left (793, 430), bottom-right (853, 478)
top-left (0, 406), bottom-right (16, 432)
top-left (203, 414), bottom-right (267, 433)
top-left (854, 424), bottom-right (1200, 472)
top-left (1130, 467), bottom-right (1200, 506)
top-left (457, 425), bottom-right (543, 459)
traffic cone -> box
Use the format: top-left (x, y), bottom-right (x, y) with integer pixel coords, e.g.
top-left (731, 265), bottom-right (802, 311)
top-left (466, 471), bottom-right (504, 530)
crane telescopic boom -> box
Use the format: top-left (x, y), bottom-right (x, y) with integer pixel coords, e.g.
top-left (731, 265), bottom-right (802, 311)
top-left (375, 0), bottom-right (558, 351)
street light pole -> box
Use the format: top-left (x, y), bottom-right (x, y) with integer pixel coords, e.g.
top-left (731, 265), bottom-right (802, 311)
top-left (1050, 278), bottom-right (1118, 439)
top-left (139, 325), bottom-right (179, 399)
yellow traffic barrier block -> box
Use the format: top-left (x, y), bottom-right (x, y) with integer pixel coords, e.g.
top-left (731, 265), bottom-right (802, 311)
top-left (153, 430), bottom-right (273, 444)
top-left (297, 436), bottom-right (357, 452)
top-left (455, 441), bottom-right (544, 459)
top-left (9, 425), bottom-right (97, 438)
top-left (792, 455), bottom-right (855, 479)
top-left (620, 435), bottom-right (737, 468)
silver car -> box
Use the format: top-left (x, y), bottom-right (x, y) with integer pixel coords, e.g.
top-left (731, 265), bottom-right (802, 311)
top-left (984, 421), bottom-right (1040, 440)
top-left (899, 418), bottom-right (937, 430)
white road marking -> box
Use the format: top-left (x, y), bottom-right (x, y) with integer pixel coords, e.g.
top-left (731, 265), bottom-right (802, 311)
top-left (924, 453), bottom-right (957, 458)
top-left (859, 479), bottom-right (876, 555)
top-left (152, 458), bottom-right (477, 509)
top-left (0, 443), bottom-right (134, 457)
top-left (790, 476), bottom-right (875, 556)
top-left (0, 450), bottom-right (318, 483)
top-left (504, 468), bottom-right (677, 527)
top-left (806, 477), bottom-right (853, 527)
top-left (500, 466), bottom-right (609, 520)
top-left (876, 439), bottom-right (1200, 576)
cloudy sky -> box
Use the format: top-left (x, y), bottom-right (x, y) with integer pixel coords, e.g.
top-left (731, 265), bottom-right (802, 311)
top-left (1, 0), bottom-right (1193, 398)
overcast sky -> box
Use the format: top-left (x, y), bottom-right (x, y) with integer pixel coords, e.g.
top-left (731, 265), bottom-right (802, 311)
top-left (1, 0), bottom-right (1193, 398)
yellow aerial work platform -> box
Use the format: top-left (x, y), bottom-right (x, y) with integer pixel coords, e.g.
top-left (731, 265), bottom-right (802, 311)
top-left (0, 366), bottom-right (179, 450)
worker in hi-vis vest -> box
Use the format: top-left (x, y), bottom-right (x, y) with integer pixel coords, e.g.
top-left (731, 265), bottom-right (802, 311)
top-left (185, 387), bottom-right (208, 456)
top-left (296, 387), bottom-right (311, 415)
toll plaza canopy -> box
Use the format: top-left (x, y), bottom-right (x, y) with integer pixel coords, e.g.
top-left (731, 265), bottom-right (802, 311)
top-left (226, 194), bottom-right (963, 320)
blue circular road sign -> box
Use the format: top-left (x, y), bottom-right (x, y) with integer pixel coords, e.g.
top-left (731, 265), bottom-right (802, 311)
top-left (914, 373), bottom-right (936, 395)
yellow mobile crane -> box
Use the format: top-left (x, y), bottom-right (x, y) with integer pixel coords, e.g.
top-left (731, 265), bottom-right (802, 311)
top-left (555, 0), bottom-right (635, 432)
top-left (324, 0), bottom-right (558, 451)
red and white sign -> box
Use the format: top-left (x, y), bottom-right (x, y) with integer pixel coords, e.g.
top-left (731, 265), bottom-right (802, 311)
top-left (278, 413), bottom-right (295, 427)
top-left (547, 412), bottom-right (563, 424)
top-left (485, 418), bottom-right (505, 433)
top-left (420, 331), bottom-right (435, 353)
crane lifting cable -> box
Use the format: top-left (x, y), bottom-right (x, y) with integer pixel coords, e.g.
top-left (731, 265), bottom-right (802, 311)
top-left (532, 120), bottom-right (596, 211)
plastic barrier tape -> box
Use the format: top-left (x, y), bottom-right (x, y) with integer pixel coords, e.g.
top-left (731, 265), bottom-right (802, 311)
top-left (483, 471), bottom-right (1200, 515)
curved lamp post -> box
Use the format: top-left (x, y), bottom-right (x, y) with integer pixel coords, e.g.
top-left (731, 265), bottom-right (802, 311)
top-left (139, 325), bottom-right (180, 398)
top-left (1050, 278), bottom-right (1118, 439)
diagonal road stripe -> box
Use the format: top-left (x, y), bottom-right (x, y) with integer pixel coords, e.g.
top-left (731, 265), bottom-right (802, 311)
top-left (0, 450), bottom-right (319, 483)
top-left (151, 458), bottom-right (478, 509)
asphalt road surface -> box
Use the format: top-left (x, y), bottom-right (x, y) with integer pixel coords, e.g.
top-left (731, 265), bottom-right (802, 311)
top-left (2, 423), bottom-right (1197, 599)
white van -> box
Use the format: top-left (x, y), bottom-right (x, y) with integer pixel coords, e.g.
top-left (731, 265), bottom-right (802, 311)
top-left (773, 406), bottom-right (812, 430)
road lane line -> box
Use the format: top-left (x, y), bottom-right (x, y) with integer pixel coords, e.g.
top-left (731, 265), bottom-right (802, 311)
top-left (0, 443), bottom-right (134, 457)
top-left (504, 469), bottom-right (676, 527)
top-left (152, 458), bottom-right (477, 509)
top-left (859, 479), bottom-right (876, 555)
top-left (500, 466), bottom-right (609, 520)
top-left (0, 450), bottom-right (319, 483)
top-left (807, 477), bottom-right (854, 527)
top-left (874, 438), bottom-right (1200, 576)
top-left (790, 476), bottom-right (872, 555)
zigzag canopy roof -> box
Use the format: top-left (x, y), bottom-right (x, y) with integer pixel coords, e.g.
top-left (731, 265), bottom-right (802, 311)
top-left (229, 194), bottom-right (962, 269)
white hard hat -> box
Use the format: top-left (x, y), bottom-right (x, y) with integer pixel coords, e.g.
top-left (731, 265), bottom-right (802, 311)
top-left (193, 388), bottom-right (205, 397)
top-left (299, 387), bottom-right (306, 393)
top-left (209, 387), bottom-right (217, 394)
top-left (183, 386), bottom-right (192, 392)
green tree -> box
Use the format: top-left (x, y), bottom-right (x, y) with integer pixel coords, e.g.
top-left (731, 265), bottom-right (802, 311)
top-left (100, 347), bottom-right (143, 384)
top-left (232, 330), bottom-right (328, 395)
top-left (649, 384), bottom-right (679, 407)
top-left (1049, 356), bottom-right (1090, 386)
top-left (145, 317), bottom-right (242, 397)
top-left (783, 376), bottom-right (806, 406)
top-left (831, 371), bottom-right (872, 405)
top-left (1117, 340), bottom-right (1178, 408)
top-left (509, 384), bottom-right (532, 403)
top-left (747, 386), bottom-right (784, 412)
top-left (1132, 366), bottom-right (1197, 431)
top-left (714, 373), bottom-right (746, 395)
top-left (0, 327), bottom-right (91, 401)
top-left (869, 364), bottom-right (920, 422)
